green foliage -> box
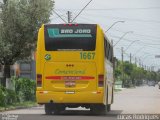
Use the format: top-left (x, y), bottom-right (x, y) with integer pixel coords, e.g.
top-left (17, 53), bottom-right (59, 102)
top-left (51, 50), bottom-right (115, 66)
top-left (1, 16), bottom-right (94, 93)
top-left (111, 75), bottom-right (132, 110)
top-left (123, 61), bottom-right (133, 76)
top-left (115, 68), bottom-right (121, 79)
top-left (0, 77), bottom-right (36, 107)
top-left (0, 0), bottom-right (54, 87)
top-left (115, 59), bottom-right (160, 87)
top-left (13, 77), bottom-right (36, 102)
top-left (0, 0), bottom-right (54, 65)
top-left (0, 85), bottom-right (17, 106)
top-left (0, 86), bottom-right (6, 106)
top-left (114, 61), bottom-right (122, 79)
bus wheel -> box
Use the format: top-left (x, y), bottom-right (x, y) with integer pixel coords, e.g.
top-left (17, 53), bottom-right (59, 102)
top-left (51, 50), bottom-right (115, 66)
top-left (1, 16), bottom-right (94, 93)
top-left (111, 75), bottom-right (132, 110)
top-left (53, 109), bottom-right (61, 115)
top-left (53, 104), bottom-right (65, 115)
top-left (107, 104), bottom-right (111, 112)
top-left (45, 103), bottom-right (53, 115)
top-left (90, 105), bottom-right (107, 115)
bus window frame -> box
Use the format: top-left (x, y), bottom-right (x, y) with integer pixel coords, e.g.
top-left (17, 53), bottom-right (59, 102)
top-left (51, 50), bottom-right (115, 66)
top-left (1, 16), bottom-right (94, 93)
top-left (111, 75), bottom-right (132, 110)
top-left (44, 24), bottom-right (97, 51)
top-left (104, 36), bottom-right (113, 63)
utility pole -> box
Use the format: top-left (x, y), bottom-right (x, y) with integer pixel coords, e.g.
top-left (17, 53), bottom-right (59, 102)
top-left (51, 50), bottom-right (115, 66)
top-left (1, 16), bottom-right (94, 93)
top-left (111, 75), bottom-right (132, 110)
top-left (130, 53), bottom-right (132, 63)
top-left (139, 58), bottom-right (141, 67)
top-left (67, 11), bottom-right (72, 23)
top-left (121, 47), bottom-right (124, 87)
top-left (135, 57), bottom-right (137, 65)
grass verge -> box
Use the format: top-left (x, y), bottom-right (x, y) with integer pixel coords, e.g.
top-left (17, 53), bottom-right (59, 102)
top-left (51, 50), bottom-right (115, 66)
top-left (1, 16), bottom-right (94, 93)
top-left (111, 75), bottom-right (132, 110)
top-left (0, 101), bottom-right (38, 112)
top-left (114, 89), bottom-right (122, 92)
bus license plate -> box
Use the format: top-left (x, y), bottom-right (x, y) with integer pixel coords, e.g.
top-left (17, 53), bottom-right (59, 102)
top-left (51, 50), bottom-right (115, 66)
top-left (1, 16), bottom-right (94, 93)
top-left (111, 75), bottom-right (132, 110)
top-left (65, 81), bottom-right (75, 87)
top-left (65, 91), bottom-right (75, 94)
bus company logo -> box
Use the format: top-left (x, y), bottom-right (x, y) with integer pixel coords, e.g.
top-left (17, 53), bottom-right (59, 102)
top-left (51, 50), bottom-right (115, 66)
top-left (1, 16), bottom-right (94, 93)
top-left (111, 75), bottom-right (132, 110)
top-left (45, 54), bottom-right (51, 61)
top-left (47, 28), bottom-right (92, 38)
top-left (61, 29), bottom-right (91, 34)
top-left (54, 69), bottom-right (86, 75)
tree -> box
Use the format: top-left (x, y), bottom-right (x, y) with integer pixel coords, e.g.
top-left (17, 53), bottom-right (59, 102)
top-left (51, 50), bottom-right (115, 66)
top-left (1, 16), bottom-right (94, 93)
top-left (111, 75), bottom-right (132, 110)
top-left (114, 60), bottom-right (122, 79)
top-left (114, 59), bottom-right (159, 87)
top-left (123, 61), bottom-right (133, 76)
top-left (0, 0), bottom-right (54, 87)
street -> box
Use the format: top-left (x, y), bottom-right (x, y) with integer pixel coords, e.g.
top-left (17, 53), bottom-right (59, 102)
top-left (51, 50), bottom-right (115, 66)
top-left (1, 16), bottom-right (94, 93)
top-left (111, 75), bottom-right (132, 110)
top-left (1, 0), bottom-right (160, 120)
top-left (1, 85), bottom-right (160, 120)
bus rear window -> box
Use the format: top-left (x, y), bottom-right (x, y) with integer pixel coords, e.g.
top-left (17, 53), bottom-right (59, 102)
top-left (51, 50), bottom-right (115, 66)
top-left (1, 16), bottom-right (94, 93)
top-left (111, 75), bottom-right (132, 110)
top-left (44, 24), bottom-right (97, 51)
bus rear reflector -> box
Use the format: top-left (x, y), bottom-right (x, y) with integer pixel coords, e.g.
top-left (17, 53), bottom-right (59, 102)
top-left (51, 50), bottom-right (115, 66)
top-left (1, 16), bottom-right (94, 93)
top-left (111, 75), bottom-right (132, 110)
top-left (37, 74), bottom-right (42, 87)
top-left (98, 74), bottom-right (104, 87)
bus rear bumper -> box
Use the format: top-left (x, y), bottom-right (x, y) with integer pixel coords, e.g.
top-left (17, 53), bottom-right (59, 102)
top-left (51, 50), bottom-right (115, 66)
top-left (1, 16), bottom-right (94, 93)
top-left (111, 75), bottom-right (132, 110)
top-left (36, 90), bottom-right (104, 104)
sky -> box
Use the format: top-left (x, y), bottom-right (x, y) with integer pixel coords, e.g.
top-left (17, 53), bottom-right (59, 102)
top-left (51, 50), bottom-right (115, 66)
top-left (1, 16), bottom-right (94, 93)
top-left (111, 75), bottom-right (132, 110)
top-left (51, 0), bottom-right (159, 71)
top-left (51, 0), bottom-right (160, 70)
top-left (0, 0), bottom-right (159, 70)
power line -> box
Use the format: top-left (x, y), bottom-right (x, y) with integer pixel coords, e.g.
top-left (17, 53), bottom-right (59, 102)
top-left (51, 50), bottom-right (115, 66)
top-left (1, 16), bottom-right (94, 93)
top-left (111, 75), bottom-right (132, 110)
top-left (73, 13), bottom-right (98, 23)
top-left (110, 35), bottom-right (160, 50)
top-left (71, 14), bottom-right (160, 47)
top-left (50, 14), bottom-right (67, 21)
top-left (53, 10), bottom-right (67, 23)
top-left (108, 28), bottom-right (160, 40)
top-left (75, 15), bottom-right (160, 46)
top-left (76, 14), bottom-right (160, 41)
top-left (53, 11), bottom-right (160, 41)
top-left (71, 0), bottom-right (93, 23)
top-left (81, 13), bottom-right (160, 24)
top-left (55, 7), bottom-right (160, 11)
top-left (115, 47), bottom-right (158, 68)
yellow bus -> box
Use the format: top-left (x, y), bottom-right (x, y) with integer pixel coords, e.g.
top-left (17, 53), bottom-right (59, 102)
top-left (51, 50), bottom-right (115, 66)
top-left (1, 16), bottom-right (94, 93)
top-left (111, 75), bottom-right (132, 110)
top-left (36, 24), bottom-right (114, 114)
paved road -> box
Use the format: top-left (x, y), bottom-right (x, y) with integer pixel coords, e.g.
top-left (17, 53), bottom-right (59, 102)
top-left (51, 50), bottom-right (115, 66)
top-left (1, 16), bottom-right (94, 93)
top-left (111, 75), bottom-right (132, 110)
top-left (112, 85), bottom-right (160, 114)
top-left (1, 85), bottom-right (160, 120)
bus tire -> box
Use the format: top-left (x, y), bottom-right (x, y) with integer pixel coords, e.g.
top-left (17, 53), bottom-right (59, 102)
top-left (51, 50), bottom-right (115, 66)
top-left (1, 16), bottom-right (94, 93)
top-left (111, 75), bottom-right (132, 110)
top-left (107, 104), bottom-right (111, 112)
top-left (111, 87), bottom-right (114, 104)
top-left (101, 105), bottom-right (107, 115)
top-left (53, 104), bottom-right (64, 115)
top-left (45, 103), bottom-right (52, 115)
top-left (90, 105), bottom-right (107, 115)
top-left (53, 109), bottom-right (61, 115)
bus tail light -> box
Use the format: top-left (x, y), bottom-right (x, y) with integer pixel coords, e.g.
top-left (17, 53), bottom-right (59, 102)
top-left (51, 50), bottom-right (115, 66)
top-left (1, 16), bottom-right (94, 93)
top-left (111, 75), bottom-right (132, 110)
top-left (37, 74), bottom-right (42, 87)
top-left (98, 74), bottom-right (104, 87)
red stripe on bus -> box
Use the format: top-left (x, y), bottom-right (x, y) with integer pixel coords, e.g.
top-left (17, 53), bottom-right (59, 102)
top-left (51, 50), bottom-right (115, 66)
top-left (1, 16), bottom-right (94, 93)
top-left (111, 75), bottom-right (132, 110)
top-left (45, 76), bottom-right (61, 79)
top-left (81, 76), bottom-right (95, 79)
top-left (45, 76), bottom-right (95, 80)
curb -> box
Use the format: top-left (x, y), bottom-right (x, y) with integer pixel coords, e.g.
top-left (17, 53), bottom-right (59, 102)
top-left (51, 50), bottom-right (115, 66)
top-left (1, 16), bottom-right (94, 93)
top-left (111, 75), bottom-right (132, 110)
top-left (0, 104), bottom-right (40, 112)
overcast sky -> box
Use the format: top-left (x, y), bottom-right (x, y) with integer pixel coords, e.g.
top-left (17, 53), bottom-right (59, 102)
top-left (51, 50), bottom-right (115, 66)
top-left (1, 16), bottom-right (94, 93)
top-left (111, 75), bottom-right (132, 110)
top-left (0, 0), bottom-right (159, 70)
top-left (51, 0), bottom-right (160, 70)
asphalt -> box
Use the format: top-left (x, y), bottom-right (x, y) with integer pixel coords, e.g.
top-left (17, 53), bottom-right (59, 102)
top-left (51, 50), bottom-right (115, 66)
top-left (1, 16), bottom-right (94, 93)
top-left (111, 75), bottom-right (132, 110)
top-left (1, 85), bottom-right (160, 120)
